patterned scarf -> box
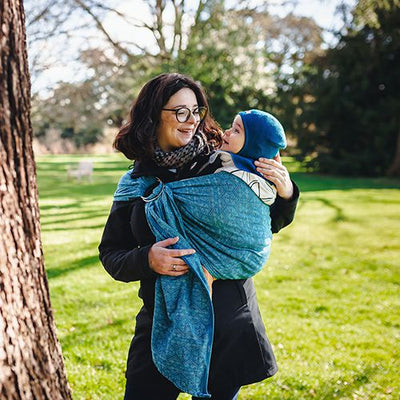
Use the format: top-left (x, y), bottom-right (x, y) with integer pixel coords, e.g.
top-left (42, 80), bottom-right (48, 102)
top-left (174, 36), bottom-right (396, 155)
top-left (153, 131), bottom-right (206, 168)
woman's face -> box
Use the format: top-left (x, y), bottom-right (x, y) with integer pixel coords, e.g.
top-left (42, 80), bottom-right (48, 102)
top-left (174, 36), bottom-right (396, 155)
top-left (221, 114), bottom-right (245, 153)
top-left (157, 88), bottom-right (200, 152)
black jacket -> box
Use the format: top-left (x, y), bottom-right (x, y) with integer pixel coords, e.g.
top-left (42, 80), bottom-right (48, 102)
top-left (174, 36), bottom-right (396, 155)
top-left (98, 153), bottom-right (299, 390)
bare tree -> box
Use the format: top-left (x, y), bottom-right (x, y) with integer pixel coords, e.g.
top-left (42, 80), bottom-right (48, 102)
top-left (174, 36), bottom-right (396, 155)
top-left (0, 0), bottom-right (72, 398)
top-left (26, 0), bottom-right (206, 59)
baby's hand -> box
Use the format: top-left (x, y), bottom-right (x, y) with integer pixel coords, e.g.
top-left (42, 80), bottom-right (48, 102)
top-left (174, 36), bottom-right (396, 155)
top-left (254, 154), bottom-right (293, 200)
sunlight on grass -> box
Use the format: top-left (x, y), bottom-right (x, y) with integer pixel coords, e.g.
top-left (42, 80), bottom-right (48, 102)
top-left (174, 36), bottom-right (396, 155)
top-left (36, 154), bottom-right (400, 400)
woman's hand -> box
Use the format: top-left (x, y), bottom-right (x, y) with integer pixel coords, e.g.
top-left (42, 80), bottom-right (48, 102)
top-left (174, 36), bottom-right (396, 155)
top-left (254, 153), bottom-right (294, 200)
top-left (148, 236), bottom-right (195, 276)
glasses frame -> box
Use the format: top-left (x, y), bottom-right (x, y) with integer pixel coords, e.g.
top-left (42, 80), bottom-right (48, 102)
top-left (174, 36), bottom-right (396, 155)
top-left (162, 106), bottom-right (208, 123)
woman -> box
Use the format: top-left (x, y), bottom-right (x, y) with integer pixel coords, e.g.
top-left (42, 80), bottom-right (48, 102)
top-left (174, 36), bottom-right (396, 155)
top-left (99, 73), bottom-right (299, 400)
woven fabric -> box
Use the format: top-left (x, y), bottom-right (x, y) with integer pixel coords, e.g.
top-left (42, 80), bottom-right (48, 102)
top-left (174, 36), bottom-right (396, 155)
top-left (114, 171), bottom-right (272, 397)
top-left (214, 150), bottom-right (277, 205)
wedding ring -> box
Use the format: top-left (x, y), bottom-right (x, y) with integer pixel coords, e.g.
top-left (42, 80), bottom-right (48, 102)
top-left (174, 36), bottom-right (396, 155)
top-left (172, 264), bottom-right (177, 271)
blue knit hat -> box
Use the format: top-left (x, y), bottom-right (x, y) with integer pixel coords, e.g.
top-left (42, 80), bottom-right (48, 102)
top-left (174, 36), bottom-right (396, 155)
top-left (229, 109), bottom-right (287, 176)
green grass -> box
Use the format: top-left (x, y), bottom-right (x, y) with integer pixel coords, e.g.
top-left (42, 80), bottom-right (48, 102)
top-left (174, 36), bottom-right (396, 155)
top-left (36, 154), bottom-right (400, 400)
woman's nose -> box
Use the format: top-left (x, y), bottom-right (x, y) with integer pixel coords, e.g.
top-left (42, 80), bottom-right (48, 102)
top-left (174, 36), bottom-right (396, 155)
top-left (224, 129), bottom-right (231, 137)
top-left (187, 111), bottom-right (197, 124)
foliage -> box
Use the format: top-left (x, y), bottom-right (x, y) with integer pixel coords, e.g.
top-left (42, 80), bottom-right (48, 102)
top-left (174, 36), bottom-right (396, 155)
top-left (28, 0), bottom-right (323, 141)
top-left (37, 154), bottom-right (400, 399)
top-left (31, 79), bottom-right (105, 148)
top-left (176, 9), bottom-right (323, 129)
top-left (27, 0), bottom-right (400, 176)
top-left (294, 0), bottom-right (400, 176)
top-left (160, 5), bottom-right (274, 127)
top-left (259, 13), bottom-right (324, 155)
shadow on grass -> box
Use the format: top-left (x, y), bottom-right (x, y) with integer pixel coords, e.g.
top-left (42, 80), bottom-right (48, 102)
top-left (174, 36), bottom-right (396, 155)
top-left (40, 202), bottom-right (81, 211)
top-left (39, 180), bottom-right (124, 198)
top-left (41, 208), bottom-right (105, 218)
top-left (42, 224), bottom-right (106, 232)
top-left (46, 255), bottom-right (100, 279)
top-left (39, 181), bottom-right (118, 199)
top-left (41, 211), bottom-right (107, 226)
top-left (303, 196), bottom-right (348, 222)
top-left (61, 317), bottom-right (132, 353)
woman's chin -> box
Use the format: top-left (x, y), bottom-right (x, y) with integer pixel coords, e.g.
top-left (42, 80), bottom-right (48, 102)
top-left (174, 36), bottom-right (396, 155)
top-left (177, 135), bottom-right (194, 147)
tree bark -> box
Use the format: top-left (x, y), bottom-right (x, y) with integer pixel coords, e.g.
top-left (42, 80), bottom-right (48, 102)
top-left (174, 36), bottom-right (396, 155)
top-left (0, 0), bottom-right (72, 399)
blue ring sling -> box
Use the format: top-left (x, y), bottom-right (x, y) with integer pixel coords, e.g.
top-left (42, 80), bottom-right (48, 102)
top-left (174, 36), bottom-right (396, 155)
top-left (114, 170), bottom-right (272, 398)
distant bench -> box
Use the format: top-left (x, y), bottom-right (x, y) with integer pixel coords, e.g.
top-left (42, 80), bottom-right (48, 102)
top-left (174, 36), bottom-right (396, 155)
top-left (67, 161), bottom-right (93, 182)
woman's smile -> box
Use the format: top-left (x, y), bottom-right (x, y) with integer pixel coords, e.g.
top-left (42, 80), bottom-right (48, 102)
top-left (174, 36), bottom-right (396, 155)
top-left (177, 127), bottom-right (194, 136)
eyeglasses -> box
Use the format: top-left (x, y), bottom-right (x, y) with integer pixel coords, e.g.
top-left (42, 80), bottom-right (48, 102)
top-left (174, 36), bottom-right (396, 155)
top-left (162, 106), bottom-right (208, 123)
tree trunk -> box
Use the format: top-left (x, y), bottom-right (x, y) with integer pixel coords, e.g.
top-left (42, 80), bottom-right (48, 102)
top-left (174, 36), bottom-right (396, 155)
top-left (0, 0), bottom-right (72, 399)
top-left (387, 129), bottom-right (400, 177)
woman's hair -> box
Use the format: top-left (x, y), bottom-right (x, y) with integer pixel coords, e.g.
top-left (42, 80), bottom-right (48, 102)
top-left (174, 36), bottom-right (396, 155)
top-left (114, 73), bottom-right (223, 160)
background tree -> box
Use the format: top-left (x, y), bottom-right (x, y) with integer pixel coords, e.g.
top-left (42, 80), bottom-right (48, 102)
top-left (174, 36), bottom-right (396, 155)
top-left (0, 0), bottom-right (72, 398)
top-left (28, 0), bottom-right (321, 133)
top-left (295, 0), bottom-right (400, 176)
top-left (255, 12), bottom-right (323, 145)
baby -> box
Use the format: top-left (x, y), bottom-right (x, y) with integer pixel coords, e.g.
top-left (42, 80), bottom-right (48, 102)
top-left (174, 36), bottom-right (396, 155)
top-left (203, 109), bottom-right (287, 292)
top-left (216, 109), bottom-right (287, 204)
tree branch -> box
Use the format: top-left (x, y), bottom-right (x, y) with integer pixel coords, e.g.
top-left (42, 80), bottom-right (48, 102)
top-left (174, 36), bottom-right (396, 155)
top-left (152, 0), bottom-right (169, 59)
top-left (27, 3), bottom-right (52, 26)
top-left (194, 0), bottom-right (207, 26)
top-left (73, 0), bottom-right (133, 58)
top-left (81, 0), bottom-right (156, 31)
top-left (171, 0), bottom-right (184, 55)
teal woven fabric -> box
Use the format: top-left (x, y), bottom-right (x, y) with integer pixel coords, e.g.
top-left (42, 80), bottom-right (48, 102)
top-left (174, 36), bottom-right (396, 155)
top-left (114, 171), bottom-right (272, 397)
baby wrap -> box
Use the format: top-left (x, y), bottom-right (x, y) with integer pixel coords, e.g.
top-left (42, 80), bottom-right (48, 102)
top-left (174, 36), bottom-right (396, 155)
top-left (114, 171), bottom-right (272, 397)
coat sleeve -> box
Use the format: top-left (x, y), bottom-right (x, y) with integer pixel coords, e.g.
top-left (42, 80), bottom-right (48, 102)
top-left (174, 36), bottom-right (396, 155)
top-left (98, 201), bottom-right (157, 282)
top-left (270, 180), bottom-right (299, 234)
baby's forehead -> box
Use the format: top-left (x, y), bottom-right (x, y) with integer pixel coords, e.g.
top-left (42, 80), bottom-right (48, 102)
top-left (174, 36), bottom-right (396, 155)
top-left (234, 114), bottom-right (244, 129)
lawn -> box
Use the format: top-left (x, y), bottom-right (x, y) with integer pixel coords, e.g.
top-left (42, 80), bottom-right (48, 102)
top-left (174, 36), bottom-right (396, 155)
top-left (36, 154), bottom-right (400, 400)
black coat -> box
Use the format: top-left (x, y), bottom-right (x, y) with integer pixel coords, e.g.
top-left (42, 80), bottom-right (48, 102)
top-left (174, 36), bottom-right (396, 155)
top-left (98, 153), bottom-right (299, 391)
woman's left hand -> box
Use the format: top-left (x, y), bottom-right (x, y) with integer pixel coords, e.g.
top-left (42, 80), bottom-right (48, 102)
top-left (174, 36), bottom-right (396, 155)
top-left (254, 153), bottom-right (294, 200)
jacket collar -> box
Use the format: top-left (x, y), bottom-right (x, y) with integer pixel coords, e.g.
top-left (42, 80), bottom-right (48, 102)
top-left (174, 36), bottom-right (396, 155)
top-left (131, 158), bottom-right (177, 182)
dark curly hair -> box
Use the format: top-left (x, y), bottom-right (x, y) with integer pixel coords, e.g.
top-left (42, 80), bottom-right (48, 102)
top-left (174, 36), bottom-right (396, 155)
top-left (114, 73), bottom-right (223, 160)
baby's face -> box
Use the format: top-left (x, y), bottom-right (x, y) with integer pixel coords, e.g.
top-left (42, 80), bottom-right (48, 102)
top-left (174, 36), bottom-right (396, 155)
top-left (221, 115), bottom-right (245, 153)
